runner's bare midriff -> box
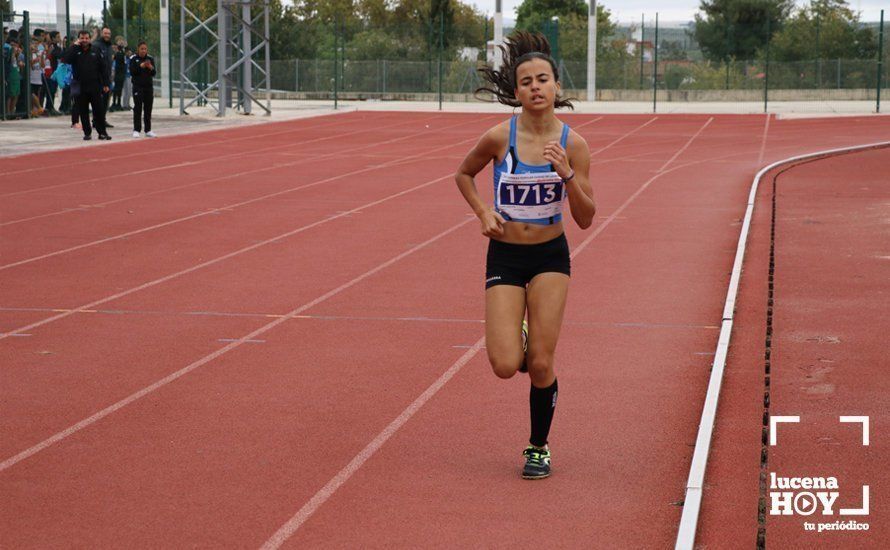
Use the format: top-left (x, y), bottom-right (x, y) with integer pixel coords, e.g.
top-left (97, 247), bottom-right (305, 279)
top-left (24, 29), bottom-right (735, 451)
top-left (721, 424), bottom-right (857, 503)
top-left (497, 220), bottom-right (565, 245)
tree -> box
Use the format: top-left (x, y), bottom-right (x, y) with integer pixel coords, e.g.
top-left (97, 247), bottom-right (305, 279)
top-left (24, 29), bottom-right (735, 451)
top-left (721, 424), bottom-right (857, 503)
top-left (516, 0), bottom-right (587, 34)
top-left (558, 5), bottom-right (619, 60)
top-left (661, 40), bottom-right (689, 61)
top-left (768, 0), bottom-right (877, 61)
top-left (693, 0), bottom-right (793, 63)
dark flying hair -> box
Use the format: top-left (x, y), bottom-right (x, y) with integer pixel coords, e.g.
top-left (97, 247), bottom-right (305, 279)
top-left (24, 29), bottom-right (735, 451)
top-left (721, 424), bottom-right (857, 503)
top-left (475, 30), bottom-right (574, 110)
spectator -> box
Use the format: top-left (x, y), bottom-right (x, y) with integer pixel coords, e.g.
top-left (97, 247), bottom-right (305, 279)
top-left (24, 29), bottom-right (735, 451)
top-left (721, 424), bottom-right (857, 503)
top-left (64, 29), bottom-right (111, 140)
top-left (2, 30), bottom-right (12, 118)
top-left (6, 41), bottom-right (24, 119)
top-left (91, 27), bottom-right (114, 128)
top-left (130, 41), bottom-right (156, 137)
top-left (29, 42), bottom-right (46, 116)
top-left (121, 46), bottom-right (134, 111)
top-left (111, 43), bottom-right (126, 111)
top-left (59, 35), bottom-right (73, 113)
top-left (44, 30), bottom-right (63, 115)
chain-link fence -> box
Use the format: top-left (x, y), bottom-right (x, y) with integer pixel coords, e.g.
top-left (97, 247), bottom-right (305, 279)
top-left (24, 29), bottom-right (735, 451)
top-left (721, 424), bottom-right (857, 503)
top-left (3, 5), bottom-right (887, 115)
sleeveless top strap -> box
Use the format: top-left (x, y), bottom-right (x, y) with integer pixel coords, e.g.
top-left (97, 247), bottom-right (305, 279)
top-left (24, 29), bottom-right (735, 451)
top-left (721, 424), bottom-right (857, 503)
top-left (508, 115), bottom-right (519, 173)
top-left (560, 122), bottom-right (570, 148)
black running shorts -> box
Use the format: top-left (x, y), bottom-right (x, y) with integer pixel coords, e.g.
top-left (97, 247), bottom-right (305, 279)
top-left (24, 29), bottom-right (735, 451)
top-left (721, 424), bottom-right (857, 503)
top-left (485, 233), bottom-right (571, 289)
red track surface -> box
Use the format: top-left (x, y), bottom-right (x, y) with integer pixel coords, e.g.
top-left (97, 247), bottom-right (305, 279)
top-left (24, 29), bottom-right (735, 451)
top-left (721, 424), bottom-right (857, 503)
top-left (697, 145), bottom-right (889, 548)
top-left (1, 111), bottom-right (888, 547)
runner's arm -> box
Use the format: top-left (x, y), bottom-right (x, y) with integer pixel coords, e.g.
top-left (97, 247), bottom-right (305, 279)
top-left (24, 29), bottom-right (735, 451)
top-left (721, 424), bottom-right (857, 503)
top-left (455, 128), bottom-right (501, 216)
top-left (565, 133), bottom-right (595, 229)
top-left (456, 127), bottom-right (508, 237)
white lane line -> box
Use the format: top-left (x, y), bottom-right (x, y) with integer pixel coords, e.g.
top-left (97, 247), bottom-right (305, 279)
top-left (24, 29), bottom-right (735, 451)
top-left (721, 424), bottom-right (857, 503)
top-left (260, 119), bottom-right (720, 549)
top-left (259, 338), bottom-right (486, 550)
top-left (0, 116), bottom-right (490, 270)
top-left (658, 117), bottom-right (714, 173)
top-left (757, 114), bottom-right (771, 167)
top-left (0, 114), bottom-right (443, 226)
top-left (674, 140), bottom-right (890, 550)
top-left (590, 116), bottom-right (658, 156)
top-left (0, 111), bottom-right (369, 184)
top-left (0, 216), bottom-right (475, 474)
top-left (0, 160), bottom-right (476, 343)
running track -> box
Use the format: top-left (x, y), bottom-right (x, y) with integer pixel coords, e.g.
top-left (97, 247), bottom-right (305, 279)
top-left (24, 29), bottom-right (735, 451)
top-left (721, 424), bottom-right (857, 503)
top-left (1, 111), bottom-right (888, 547)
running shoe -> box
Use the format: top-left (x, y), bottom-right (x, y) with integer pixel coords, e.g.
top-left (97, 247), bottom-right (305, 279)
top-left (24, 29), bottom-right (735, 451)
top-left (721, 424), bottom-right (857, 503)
top-left (132, 131), bottom-right (140, 138)
top-left (522, 445), bottom-right (551, 479)
top-left (519, 319), bottom-right (529, 373)
top-left (146, 131), bottom-right (157, 138)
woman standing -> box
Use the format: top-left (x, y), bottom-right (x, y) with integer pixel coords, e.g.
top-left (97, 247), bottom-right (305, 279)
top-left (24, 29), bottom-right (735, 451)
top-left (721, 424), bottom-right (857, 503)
top-left (454, 31), bottom-right (595, 479)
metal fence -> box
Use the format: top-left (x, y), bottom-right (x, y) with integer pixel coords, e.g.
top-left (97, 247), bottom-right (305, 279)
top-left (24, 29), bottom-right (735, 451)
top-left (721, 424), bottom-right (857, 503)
top-left (2, 6), bottom-right (888, 116)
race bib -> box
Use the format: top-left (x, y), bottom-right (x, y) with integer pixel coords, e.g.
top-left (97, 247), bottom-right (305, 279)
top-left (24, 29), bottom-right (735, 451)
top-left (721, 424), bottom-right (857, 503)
top-left (496, 171), bottom-right (565, 220)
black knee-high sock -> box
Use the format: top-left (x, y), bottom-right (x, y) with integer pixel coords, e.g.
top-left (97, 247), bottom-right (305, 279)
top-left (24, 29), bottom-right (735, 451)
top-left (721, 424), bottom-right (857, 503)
top-left (529, 378), bottom-right (558, 447)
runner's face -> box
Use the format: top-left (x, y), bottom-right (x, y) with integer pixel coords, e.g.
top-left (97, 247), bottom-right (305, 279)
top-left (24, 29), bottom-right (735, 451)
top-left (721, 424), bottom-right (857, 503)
top-left (514, 58), bottom-right (560, 112)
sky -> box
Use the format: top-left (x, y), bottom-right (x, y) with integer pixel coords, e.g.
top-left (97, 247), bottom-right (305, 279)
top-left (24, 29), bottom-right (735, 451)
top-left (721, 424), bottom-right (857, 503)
top-left (9, 0), bottom-right (889, 27)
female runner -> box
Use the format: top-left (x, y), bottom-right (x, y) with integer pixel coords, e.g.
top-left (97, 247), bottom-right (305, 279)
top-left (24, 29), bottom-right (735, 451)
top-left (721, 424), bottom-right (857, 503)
top-left (455, 31), bottom-right (596, 479)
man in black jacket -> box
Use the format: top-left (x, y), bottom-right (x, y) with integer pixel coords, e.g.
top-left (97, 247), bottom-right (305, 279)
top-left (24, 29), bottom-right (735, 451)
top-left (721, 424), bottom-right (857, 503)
top-left (64, 30), bottom-right (111, 140)
top-left (91, 27), bottom-right (115, 128)
top-left (129, 41), bottom-right (157, 137)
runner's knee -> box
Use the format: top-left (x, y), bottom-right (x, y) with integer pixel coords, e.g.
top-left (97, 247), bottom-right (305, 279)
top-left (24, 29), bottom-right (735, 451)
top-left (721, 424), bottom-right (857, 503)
top-left (526, 352), bottom-right (554, 378)
top-left (489, 355), bottom-right (521, 379)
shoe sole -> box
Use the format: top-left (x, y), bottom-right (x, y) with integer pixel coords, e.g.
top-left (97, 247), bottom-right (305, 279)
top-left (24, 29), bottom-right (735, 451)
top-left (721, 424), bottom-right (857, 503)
top-left (521, 471), bottom-right (551, 480)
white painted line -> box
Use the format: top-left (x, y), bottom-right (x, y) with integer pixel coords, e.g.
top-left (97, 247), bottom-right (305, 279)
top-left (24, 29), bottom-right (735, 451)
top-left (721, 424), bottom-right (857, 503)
top-left (0, 117), bottom-right (481, 263)
top-left (0, 111), bottom-right (363, 184)
top-left (657, 118), bottom-right (713, 173)
top-left (590, 116), bottom-right (657, 156)
top-left (757, 114), bottom-right (771, 167)
top-left (0, 217), bottom-right (474, 473)
top-left (0, 166), bottom-right (468, 342)
top-left (0, 115), bottom-right (438, 226)
top-left (260, 121), bottom-right (718, 548)
top-left (260, 337), bottom-right (487, 550)
top-left (674, 139), bottom-right (890, 550)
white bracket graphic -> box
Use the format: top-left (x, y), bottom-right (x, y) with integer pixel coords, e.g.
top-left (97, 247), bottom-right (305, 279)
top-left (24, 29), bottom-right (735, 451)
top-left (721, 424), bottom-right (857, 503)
top-left (839, 416), bottom-right (870, 446)
top-left (770, 416), bottom-right (800, 446)
top-left (840, 485), bottom-right (870, 515)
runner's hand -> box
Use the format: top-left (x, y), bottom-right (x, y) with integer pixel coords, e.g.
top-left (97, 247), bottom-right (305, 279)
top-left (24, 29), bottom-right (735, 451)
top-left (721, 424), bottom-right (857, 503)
top-left (543, 141), bottom-right (571, 179)
top-left (479, 208), bottom-right (505, 238)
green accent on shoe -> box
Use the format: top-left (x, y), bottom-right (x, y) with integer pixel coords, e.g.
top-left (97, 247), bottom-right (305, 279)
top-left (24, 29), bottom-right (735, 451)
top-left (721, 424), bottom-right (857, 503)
top-left (522, 445), bottom-right (551, 479)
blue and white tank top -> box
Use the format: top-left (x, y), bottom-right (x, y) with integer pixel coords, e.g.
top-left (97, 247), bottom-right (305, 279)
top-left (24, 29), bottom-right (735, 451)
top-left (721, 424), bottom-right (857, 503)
top-left (493, 115), bottom-right (571, 226)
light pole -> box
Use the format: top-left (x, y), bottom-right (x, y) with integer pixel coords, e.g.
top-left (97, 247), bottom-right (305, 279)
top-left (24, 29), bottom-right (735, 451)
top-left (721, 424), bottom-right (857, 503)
top-left (586, 0), bottom-right (596, 101)
top-left (493, 0), bottom-right (503, 70)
